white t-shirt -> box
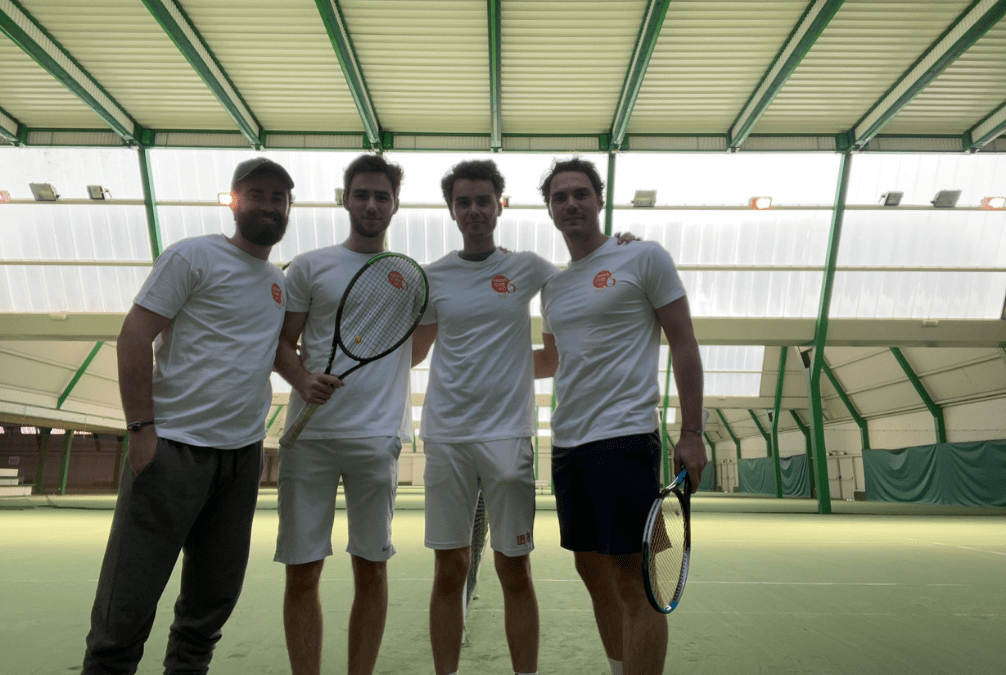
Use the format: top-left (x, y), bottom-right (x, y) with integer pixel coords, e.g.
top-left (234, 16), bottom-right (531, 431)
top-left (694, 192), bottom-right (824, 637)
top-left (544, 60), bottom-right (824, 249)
top-left (135, 234), bottom-right (286, 449)
top-left (420, 250), bottom-right (557, 442)
top-left (540, 238), bottom-right (686, 447)
top-left (283, 245), bottom-right (412, 440)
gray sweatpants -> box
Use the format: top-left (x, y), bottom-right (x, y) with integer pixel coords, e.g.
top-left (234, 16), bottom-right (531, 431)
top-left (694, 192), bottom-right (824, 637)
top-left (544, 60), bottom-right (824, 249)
top-left (83, 436), bottom-right (262, 675)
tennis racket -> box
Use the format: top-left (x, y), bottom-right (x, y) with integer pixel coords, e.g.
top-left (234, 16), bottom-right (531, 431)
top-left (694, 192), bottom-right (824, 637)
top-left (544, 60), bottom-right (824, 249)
top-left (641, 468), bottom-right (692, 614)
top-left (279, 252), bottom-right (428, 448)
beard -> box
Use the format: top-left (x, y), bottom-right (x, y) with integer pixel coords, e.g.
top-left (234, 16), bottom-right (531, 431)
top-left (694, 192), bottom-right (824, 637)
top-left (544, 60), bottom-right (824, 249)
top-left (349, 211), bottom-right (390, 240)
top-left (236, 209), bottom-right (288, 247)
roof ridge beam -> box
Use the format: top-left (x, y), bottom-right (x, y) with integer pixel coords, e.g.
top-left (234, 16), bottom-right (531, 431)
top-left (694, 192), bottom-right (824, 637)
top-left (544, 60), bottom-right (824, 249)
top-left (0, 0), bottom-right (139, 143)
top-left (729, 0), bottom-right (845, 150)
top-left (314, 0), bottom-right (382, 149)
top-left (967, 98), bottom-right (1006, 150)
top-left (851, 0), bottom-right (1006, 149)
top-left (141, 0), bottom-right (263, 149)
top-left (488, 0), bottom-right (502, 151)
top-left (609, 0), bottom-right (673, 150)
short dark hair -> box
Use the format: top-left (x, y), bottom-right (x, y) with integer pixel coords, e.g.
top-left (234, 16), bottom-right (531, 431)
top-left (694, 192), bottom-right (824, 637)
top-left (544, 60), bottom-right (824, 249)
top-left (539, 157), bottom-right (605, 205)
top-left (343, 154), bottom-right (404, 196)
top-left (440, 159), bottom-right (506, 205)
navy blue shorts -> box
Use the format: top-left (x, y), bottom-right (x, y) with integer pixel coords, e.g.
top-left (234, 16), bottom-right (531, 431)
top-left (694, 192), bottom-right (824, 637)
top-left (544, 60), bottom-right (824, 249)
top-left (551, 431), bottom-right (662, 555)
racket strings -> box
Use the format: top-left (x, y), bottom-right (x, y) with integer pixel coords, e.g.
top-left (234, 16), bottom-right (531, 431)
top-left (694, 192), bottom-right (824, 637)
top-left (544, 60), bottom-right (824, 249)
top-left (340, 257), bottom-right (426, 360)
top-left (649, 495), bottom-right (687, 607)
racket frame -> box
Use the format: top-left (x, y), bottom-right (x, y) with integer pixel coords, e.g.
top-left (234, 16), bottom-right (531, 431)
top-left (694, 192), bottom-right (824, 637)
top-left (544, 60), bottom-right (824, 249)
top-left (279, 252), bottom-right (428, 448)
top-left (641, 469), bottom-right (692, 614)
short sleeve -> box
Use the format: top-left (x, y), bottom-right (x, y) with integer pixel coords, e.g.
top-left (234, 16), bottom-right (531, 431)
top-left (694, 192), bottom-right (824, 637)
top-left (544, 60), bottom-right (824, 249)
top-left (419, 264), bottom-right (438, 325)
top-left (643, 244), bottom-right (686, 310)
top-left (284, 255), bottom-right (312, 313)
top-left (531, 253), bottom-right (559, 291)
top-left (133, 248), bottom-right (196, 319)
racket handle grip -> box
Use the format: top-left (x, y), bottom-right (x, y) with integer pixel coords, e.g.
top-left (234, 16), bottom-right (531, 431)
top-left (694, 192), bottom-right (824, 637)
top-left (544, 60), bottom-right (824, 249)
top-left (279, 404), bottom-right (319, 448)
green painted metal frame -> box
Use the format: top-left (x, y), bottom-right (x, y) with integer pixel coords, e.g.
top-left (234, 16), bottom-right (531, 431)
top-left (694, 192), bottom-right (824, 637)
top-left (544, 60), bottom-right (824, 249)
top-left (703, 432), bottom-right (717, 489)
top-left (851, 0), bottom-right (1006, 148)
top-left (56, 342), bottom-right (104, 409)
top-left (967, 98), bottom-right (1006, 149)
top-left (789, 409), bottom-right (815, 492)
top-left (805, 150), bottom-right (853, 514)
top-left (609, 0), bottom-right (673, 150)
top-left (138, 147), bottom-right (163, 260)
top-left (57, 431), bottom-right (73, 495)
top-left (487, 0), bottom-right (502, 151)
top-left (769, 346), bottom-right (788, 497)
top-left (821, 358), bottom-right (869, 450)
top-left (604, 153), bottom-right (615, 235)
top-left (715, 409), bottom-right (741, 459)
top-left (0, 0), bottom-right (139, 144)
top-left (265, 405), bottom-right (284, 434)
top-left (729, 0), bottom-right (845, 149)
top-left (140, 0), bottom-right (263, 148)
top-left (0, 105), bottom-right (23, 144)
top-left (314, 0), bottom-right (382, 149)
top-left (748, 410), bottom-right (771, 453)
top-left (33, 427), bottom-right (52, 494)
top-left (890, 347), bottom-right (947, 443)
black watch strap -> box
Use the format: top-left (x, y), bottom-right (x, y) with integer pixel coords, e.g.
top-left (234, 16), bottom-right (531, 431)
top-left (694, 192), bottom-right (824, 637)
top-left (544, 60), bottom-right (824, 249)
top-left (127, 420), bottom-right (155, 432)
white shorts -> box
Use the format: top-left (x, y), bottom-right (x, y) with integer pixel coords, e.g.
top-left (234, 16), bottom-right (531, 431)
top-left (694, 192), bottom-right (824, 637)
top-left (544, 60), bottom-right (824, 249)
top-left (275, 436), bottom-right (401, 565)
top-left (423, 437), bottom-right (535, 557)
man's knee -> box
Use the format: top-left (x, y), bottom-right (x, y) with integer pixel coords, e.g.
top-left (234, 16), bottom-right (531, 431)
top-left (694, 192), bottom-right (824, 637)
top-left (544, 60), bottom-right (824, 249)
top-left (494, 552), bottom-right (532, 595)
top-left (432, 548), bottom-right (470, 594)
top-left (285, 560), bottom-right (324, 596)
top-left (351, 555), bottom-right (388, 591)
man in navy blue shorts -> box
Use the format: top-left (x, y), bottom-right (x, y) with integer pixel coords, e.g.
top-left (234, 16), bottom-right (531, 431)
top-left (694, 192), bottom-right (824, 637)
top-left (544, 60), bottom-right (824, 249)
top-left (535, 157), bottom-right (706, 675)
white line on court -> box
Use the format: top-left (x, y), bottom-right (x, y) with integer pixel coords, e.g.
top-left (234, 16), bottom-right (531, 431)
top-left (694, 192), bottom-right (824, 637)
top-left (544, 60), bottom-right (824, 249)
top-left (907, 539), bottom-right (1006, 557)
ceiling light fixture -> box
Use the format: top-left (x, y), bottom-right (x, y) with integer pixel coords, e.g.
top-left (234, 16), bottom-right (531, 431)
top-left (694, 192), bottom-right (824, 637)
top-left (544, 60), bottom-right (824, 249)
top-left (29, 183), bottom-right (59, 201)
top-left (980, 196), bottom-right (1005, 210)
top-left (217, 192), bottom-right (233, 206)
top-left (879, 191), bottom-right (903, 207)
top-left (632, 190), bottom-right (656, 208)
top-left (749, 196), bottom-right (772, 210)
top-left (931, 190), bottom-right (961, 208)
top-left (87, 185), bottom-right (110, 200)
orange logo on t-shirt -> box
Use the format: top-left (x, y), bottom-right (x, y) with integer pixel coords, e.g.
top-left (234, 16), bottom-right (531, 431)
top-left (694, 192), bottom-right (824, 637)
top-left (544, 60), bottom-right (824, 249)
top-left (388, 270), bottom-right (406, 290)
top-left (491, 274), bottom-right (516, 294)
top-left (593, 270), bottom-right (616, 288)
top-left (271, 283), bottom-right (282, 305)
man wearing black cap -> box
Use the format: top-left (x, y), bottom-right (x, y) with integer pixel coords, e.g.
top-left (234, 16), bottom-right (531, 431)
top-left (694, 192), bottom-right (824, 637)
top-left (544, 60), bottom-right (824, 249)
top-left (82, 158), bottom-right (295, 675)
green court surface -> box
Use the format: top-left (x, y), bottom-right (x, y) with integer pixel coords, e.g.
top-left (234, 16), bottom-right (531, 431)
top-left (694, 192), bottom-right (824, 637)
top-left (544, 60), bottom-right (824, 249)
top-left (1, 492), bottom-right (1003, 675)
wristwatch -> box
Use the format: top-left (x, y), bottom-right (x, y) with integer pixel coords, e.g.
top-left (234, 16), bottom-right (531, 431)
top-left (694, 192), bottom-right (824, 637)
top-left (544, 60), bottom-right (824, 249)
top-left (127, 420), bottom-right (155, 432)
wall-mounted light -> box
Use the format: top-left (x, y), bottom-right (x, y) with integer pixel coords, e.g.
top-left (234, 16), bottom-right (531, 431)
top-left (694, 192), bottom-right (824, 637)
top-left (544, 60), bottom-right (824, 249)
top-left (335, 188), bottom-right (344, 206)
top-left (29, 183), bottom-right (59, 201)
top-left (0, 190), bottom-right (10, 204)
top-left (749, 196), bottom-right (772, 210)
top-left (879, 191), bottom-right (903, 207)
top-left (632, 190), bottom-right (656, 208)
top-left (87, 185), bottom-right (110, 200)
top-left (980, 196), bottom-right (1005, 210)
top-left (217, 192), bottom-right (233, 206)
top-left (931, 190), bottom-right (961, 208)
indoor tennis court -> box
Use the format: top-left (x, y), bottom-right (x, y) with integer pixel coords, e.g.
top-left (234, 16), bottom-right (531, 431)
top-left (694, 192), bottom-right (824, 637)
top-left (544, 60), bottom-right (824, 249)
top-left (3, 491), bottom-right (1004, 675)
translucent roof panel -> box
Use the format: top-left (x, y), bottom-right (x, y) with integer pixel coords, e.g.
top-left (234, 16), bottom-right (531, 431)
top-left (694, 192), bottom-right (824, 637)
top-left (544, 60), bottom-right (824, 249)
top-left (1, 205), bottom-right (152, 262)
top-left (845, 153), bottom-right (1006, 207)
top-left (659, 345), bottom-right (765, 398)
top-left (829, 271), bottom-right (1006, 319)
top-left (613, 153), bottom-right (842, 206)
top-left (0, 265), bottom-right (148, 312)
top-left (0, 147), bottom-right (145, 200)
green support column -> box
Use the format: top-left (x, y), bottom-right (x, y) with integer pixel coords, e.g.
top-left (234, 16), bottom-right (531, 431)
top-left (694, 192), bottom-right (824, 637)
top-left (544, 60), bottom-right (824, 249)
top-left (265, 405), bottom-right (284, 434)
top-left (770, 346), bottom-right (788, 497)
top-left (890, 347), bottom-right (947, 443)
top-left (58, 431), bottom-right (74, 495)
top-left (715, 409), bottom-right (741, 458)
top-left (112, 436), bottom-right (125, 491)
top-left (790, 410), bottom-right (815, 496)
top-left (138, 146), bottom-right (163, 260)
top-left (748, 410), bottom-right (771, 455)
top-left (805, 150), bottom-right (852, 515)
top-left (703, 433), bottom-right (717, 490)
top-left (604, 152), bottom-right (615, 236)
top-left (487, 0), bottom-right (502, 151)
top-left (821, 359), bottom-right (869, 450)
top-left (33, 428), bottom-right (53, 494)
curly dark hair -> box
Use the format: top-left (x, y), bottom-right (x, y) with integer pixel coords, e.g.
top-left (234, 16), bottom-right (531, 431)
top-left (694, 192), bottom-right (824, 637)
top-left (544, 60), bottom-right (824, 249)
top-left (539, 157), bottom-right (605, 205)
top-left (440, 159), bottom-right (506, 205)
top-left (343, 154), bottom-right (404, 196)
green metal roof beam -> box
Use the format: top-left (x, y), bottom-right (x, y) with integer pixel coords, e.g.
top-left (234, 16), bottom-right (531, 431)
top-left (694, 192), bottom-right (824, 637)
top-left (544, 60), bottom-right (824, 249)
top-left (890, 347), bottom-right (947, 443)
top-left (0, 106), bottom-right (23, 144)
top-left (140, 0), bottom-right (263, 148)
top-left (0, 0), bottom-right (139, 143)
top-left (609, 0), bottom-right (673, 150)
top-left (265, 404), bottom-right (284, 434)
top-left (315, 0), bottom-right (382, 149)
top-left (487, 0), bottom-right (502, 151)
top-left (821, 359), bottom-right (869, 450)
top-left (729, 0), bottom-right (845, 149)
top-left (56, 341), bottom-right (104, 409)
top-left (715, 409), bottom-right (741, 459)
top-left (604, 152), bottom-right (615, 235)
top-left (852, 0), bottom-right (1006, 149)
top-left (968, 98), bottom-right (1006, 149)
top-left (748, 410), bottom-right (771, 452)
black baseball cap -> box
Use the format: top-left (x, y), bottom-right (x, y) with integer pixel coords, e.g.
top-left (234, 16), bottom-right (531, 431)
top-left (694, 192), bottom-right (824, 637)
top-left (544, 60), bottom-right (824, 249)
top-left (231, 158), bottom-right (295, 190)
